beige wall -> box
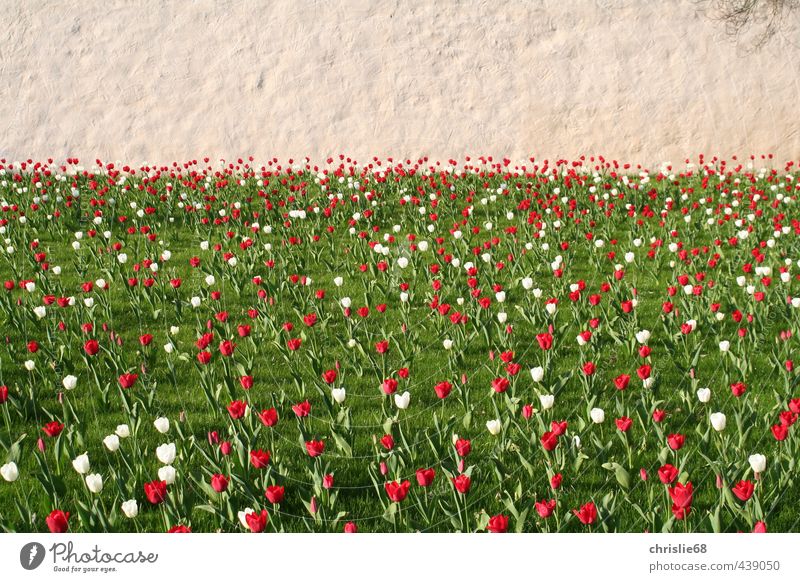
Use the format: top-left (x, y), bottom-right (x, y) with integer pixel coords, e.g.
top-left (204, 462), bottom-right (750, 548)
top-left (2, 0), bottom-right (799, 165)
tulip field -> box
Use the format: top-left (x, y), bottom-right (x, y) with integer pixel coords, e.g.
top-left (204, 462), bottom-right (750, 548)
top-left (1, 154), bottom-right (800, 534)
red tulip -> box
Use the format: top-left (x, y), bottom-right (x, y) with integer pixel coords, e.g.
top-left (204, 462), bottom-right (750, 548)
top-left (305, 440), bottom-right (325, 457)
top-left (455, 438), bottom-right (471, 457)
top-left (668, 481), bottom-right (693, 509)
top-left (211, 474), bottom-right (229, 493)
top-left (144, 480), bottom-right (168, 505)
top-left (380, 434), bottom-right (394, 450)
top-left (613, 374), bottom-right (631, 390)
top-left (540, 431), bottom-right (559, 451)
top-left (535, 499), bottom-right (556, 518)
top-left (572, 502), bottom-right (597, 525)
top-left (658, 464), bottom-right (679, 484)
top-left (118, 373), bottom-right (138, 389)
top-left (487, 514), bottom-right (509, 533)
top-left (536, 333), bottom-right (553, 351)
top-left (615, 417), bottom-right (632, 432)
top-left (46, 510), bottom-right (70, 533)
top-left (452, 474), bottom-right (471, 494)
top-left (292, 400), bottom-right (311, 418)
top-left (415, 468), bottom-right (436, 487)
top-left (83, 339), bottom-right (99, 356)
top-left (265, 485), bottom-right (285, 504)
top-left (667, 433), bottom-right (685, 450)
top-left (258, 408), bottom-right (278, 427)
top-left (384, 480), bottom-right (411, 502)
top-left (732, 480), bottom-right (755, 502)
top-left (771, 423), bottom-right (788, 441)
top-left (250, 449), bottom-right (271, 469)
top-left (42, 421), bottom-right (64, 437)
top-left (219, 340), bottom-right (235, 356)
top-left (227, 400), bottom-right (247, 419)
top-left (246, 509), bottom-right (269, 533)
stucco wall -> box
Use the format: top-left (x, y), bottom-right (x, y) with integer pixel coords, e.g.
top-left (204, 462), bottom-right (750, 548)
top-left (2, 0), bottom-right (799, 165)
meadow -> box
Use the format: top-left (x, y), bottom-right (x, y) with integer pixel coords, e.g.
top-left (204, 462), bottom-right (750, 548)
top-left (0, 154), bottom-right (798, 533)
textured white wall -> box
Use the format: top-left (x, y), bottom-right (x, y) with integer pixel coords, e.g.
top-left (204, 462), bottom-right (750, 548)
top-left (2, 0), bottom-right (799, 164)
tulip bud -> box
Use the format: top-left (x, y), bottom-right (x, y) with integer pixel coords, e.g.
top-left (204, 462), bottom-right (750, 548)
top-left (710, 412), bottom-right (726, 432)
top-left (121, 499), bottom-right (138, 518)
top-left (72, 453), bottom-right (90, 474)
top-left (0, 461), bottom-right (19, 482)
top-left (748, 453), bottom-right (766, 476)
top-left (154, 417), bottom-right (170, 434)
top-left (486, 419), bottom-right (502, 435)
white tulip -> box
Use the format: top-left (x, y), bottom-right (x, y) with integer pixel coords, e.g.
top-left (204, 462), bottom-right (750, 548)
top-left (158, 465), bottom-right (176, 484)
top-left (341, 297), bottom-right (352, 309)
top-left (521, 277), bottom-right (534, 290)
top-left (719, 340), bottom-right (730, 352)
top-left (24, 360), bottom-right (35, 371)
top-left (154, 417), bottom-right (170, 434)
top-left (397, 257), bottom-right (409, 269)
top-left (696, 388), bottom-right (711, 403)
top-left (486, 419), bottom-right (502, 435)
top-left (33, 306), bottom-right (46, 319)
top-left (72, 453), bottom-right (90, 474)
top-left (748, 454), bottom-right (766, 474)
top-left (85, 473), bottom-right (103, 493)
top-left (103, 434), bottom-right (120, 452)
top-left (635, 330), bottom-right (651, 344)
top-left (121, 499), bottom-right (139, 518)
top-left (443, 339), bottom-right (453, 350)
top-left (204, 274), bottom-right (216, 286)
top-left (590, 408), bottom-right (605, 424)
top-left (539, 394), bottom-right (554, 410)
top-left (190, 296), bottom-right (201, 308)
top-left (497, 312), bottom-right (507, 324)
top-left (710, 412), bottom-right (726, 431)
top-left (62, 375), bottom-right (78, 390)
top-left (334, 276), bottom-right (343, 287)
top-left (0, 461), bottom-right (19, 482)
top-left (530, 366), bottom-right (544, 383)
top-left (394, 391), bottom-right (411, 410)
top-left (331, 387), bottom-right (346, 404)
top-left (156, 443), bottom-right (176, 464)
top-left (115, 424), bottom-right (131, 438)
